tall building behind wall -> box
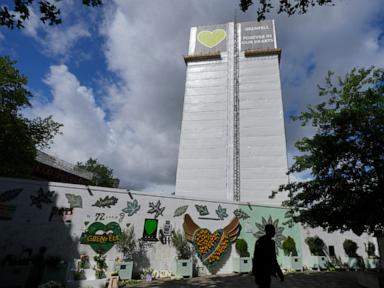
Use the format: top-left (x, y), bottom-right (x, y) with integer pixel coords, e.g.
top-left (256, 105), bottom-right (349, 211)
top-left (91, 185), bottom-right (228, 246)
top-left (175, 20), bottom-right (288, 205)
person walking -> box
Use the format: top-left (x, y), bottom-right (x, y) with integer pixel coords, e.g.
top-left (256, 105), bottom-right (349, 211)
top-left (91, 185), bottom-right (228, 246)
top-left (253, 224), bottom-right (284, 288)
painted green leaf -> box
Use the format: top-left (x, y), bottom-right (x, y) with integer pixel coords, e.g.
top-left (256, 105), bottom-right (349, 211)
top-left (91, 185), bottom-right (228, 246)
top-left (195, 204), bottom-right (209, 216)
top-left (173, 205), bottom-right (188, 217)
top-left (215, 204), bottom-right (228, 220)
top-left (65, 193), bottom-right (82, 208)
top-left (233, 209), bottom-right (250, 220)
top-left (122, 199), bottom-right (141, 216)
top-left (0, 188), bottom-right (22, 202)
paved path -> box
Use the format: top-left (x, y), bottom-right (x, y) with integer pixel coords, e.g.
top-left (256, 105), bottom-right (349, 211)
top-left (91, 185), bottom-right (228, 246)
top-left (131, 272), bottom-right (363, 288)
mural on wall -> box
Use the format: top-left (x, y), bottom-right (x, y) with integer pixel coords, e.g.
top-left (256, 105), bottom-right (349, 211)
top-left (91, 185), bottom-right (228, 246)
top-left (0, 188), bottom-right (22, 221)
top-left (0, 188), bottom-right (22, 202)
top-left (142, 218), bottom-right (159, 242)
top-left (80, 222), bottom-right (122, 254)
top-left (195, 204), bottom-right (209, 216)
top-left (49, 207), bottom-right (73, 223)
top-left (215, 205), bottom-right (228, 220)
top-left (122, 199), bottom-right (140, 216)
top-left (233, 209), bottom-right (250, 220)
top-left (65, 194), bottom-right (83, 208)
top-left (173, 205), bottom-right (188, 217)
top-left (92, 196), bottom-right (118, 208)
top-left (30, 187), bottom-right (54, 208)
top-left (0, 204), bottom-right (16, 220)
top-left (183, 214), bottom-right (240, 273)
top-left (159, 220), bottom-right (172, 245)
top-left (147, 200), bottom-right (165, 219)
top-left (254, 216), bottom-right (286, 253)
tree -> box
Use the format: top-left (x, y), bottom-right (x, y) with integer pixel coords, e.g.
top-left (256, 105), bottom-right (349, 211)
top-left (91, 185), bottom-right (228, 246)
top-left (1, 0), bottom-right (102, 29)
top-left (273, 67), bottom-right (384, 236)
top-left (0, 56), bottom-right (62, 177)
top-left (239, 0), bottom-right (335, 20)
top-left (75, 158), bottom-right (117, 187)
top-left (1, 0), bottom-right (336, 29)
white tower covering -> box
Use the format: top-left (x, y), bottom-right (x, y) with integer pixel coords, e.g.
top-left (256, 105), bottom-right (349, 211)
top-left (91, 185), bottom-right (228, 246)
top-left (176, 20), bottom-right (288, 205)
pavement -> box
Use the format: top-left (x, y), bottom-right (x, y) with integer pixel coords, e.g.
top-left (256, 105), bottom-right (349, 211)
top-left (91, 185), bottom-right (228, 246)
top-left (130, 272), bottom-right (363, 288)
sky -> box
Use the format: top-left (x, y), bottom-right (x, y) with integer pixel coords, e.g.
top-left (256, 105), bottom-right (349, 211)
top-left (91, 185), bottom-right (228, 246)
top-left (2, 0), bottom-right (384, 192)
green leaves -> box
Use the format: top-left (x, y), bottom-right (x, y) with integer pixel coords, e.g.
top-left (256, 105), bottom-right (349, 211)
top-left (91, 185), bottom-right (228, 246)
top-left (0, 56), bottom-right (62, 178)
top-left (76, 158), bottom-right (116, 187)
top-left (275, 67), bottom-right (384, 235)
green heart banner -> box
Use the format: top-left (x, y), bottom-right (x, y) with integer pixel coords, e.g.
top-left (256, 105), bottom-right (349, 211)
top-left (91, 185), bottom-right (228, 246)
top-left (142, 218), bottom-right (158, 241)
top-left (197, 29), bottom-right (226, 48)
top-left (80, 222), bottom-right (122, 254)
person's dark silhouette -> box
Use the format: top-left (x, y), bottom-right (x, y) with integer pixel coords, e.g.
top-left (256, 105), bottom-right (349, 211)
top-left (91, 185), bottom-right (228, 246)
top-left (252, 224), bottom-right (284, 288)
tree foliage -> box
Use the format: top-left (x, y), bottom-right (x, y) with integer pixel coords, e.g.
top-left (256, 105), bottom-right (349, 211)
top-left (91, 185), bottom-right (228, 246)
top-left (239, 0), bottom-right (334, 20)
top-left (76, 158), bottom-right (117, 187)
top-left (1, 0), bottom-right (102, 29)
top-left (1, 0), bottom-right (337, 29)
top-left (0, 56), bottom-right (62, 177)
top-left (274, 67), bottom-right (384, 236)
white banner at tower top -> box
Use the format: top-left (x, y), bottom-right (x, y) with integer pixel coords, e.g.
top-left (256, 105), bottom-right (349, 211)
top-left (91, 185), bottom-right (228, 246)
top-left (240, 20), bottom-right (275, 50)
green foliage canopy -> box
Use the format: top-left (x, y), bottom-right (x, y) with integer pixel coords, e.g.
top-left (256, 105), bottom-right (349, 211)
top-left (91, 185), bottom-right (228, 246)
top-left (1, 1), bottom-right (337, 29)
top-left (239, 0), bottom-right (334, 20)
top-left (75, 158), bottom-right (117, 187)
top-left (0, 56), bottom-right (62, 177)
top-left (274, 67), bottom-right (384, 236)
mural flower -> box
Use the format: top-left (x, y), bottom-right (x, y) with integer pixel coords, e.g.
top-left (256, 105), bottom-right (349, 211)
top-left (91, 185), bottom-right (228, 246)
top-left (253, 216), bottom-right (286, 253)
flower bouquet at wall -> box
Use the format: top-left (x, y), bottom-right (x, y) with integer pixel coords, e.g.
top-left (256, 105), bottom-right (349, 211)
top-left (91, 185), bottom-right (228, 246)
top-left (233, 238), bottom-right (252, 273)
top-left (93, 254), bottom-right (107, 279)
top-left (171, 230), bottom-right (193, 278)
top-left (192, 229), bottom-right (230, 273)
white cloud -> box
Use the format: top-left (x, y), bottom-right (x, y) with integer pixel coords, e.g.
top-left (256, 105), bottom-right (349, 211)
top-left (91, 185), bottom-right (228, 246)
top-left (31, 0), bottom-right (384, 192)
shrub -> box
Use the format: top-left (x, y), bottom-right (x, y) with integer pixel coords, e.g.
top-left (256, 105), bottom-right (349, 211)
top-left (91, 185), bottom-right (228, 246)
top-left (171, 230), bottom-right (192, 260)
top-left (343, 239), bottom-right (358, 257)
top-left (282, 236), bottom-right (298, 256)
top-left (235, 239), bottom-right (250, 257)
top-left (367, 242), bottom-right (376, 257)
top-left (305, 236), bottom-right (325, 256)
top-left (115, 226), bottom-right (136, 261)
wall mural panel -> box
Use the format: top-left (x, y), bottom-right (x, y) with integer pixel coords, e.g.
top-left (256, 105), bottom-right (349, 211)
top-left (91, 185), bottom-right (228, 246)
top-left (30, 187), bottom-right (54, 208)
top-left (159, 220), bottom-right (172, 245)
top-left (65, 194), bottom-right (82, 208)
top-left (147, 201), bottom-right (165, 219)
top-left (183, 214), bottom-right (240, 273)
top-left (80, 221), bottom-right (122, 254)
top-left (49, 207), bottom-right (73, 223)
top-left (92, 196), bottom-right (118, 208)
top-left (122, 199), bottom-right (140, 216)
top-left (254, 216), bottom-right (286, 254)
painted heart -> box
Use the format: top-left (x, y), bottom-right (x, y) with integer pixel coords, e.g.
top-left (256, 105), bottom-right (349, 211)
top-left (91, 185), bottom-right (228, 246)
top-left (197, 29), bottom-right (226, 48)
top-left (192, 228), bottom-right (230, 270)
top-left (80, 222), bottom-right (122, 254)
